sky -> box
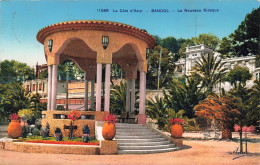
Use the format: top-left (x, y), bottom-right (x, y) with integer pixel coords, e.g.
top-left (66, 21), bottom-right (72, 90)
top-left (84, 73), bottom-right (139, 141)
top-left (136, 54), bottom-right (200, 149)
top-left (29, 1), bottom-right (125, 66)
top-left (0, 0), bottom-right (259, 67)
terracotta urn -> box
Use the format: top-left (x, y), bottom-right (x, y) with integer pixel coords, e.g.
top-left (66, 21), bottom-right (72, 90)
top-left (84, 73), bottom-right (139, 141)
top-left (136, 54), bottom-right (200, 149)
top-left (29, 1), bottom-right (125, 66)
top-left (8, 120), bottom-right (22, 139)
top-left (170, 123), bottom-right (183, 138)
top-left (102, 122), bottom-right (116, 140)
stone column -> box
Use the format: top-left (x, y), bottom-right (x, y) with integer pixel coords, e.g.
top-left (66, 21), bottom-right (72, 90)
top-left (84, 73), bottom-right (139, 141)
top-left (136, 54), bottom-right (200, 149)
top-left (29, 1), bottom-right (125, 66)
top-left (126, 79), bottom-right (131, 114)
top-left (47, 65), bottom-right (53, 111)
top-left (104, 64), bottom-right (111, 112)
top-left (96, 63), bottom-right (102, 111)
top-left (138, 71), bottom-right (146, 124)
top-left (84, 72), bottom-right (89, 111)
top-left (51, 64), bottom-right (58, 110)
top-left (130, 79), bottom-right (135, 114)
top-left (91, 80), bottom-right (95, 110)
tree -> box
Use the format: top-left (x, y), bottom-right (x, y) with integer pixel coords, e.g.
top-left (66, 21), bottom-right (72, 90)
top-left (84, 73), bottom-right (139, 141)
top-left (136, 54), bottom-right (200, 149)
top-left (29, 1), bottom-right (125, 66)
top-left (230, 7), bottom-right (260, 57)
top-left (0, 60), bottom-right (34, 84)
top-left (39, 70), bottom-right (48, 79)
top-left (152, 35), bottom-right (161, 46)
top-left (225, 65), bottom-right (252, 89)
top-left (110, 82), bottom-right (127, 115)
top-left (30, 93), bottom-right (46, 118)
top-left (111, 63), bottom-right (125, 80)
top-left (217, 37), bottom-right (233, 58)
top-left (58, 60), bottom-right (84, 80)
top-left (147, 45), bottom-right (175, 89)
top-left (179, 33), bottom-right (219, 57)
top-left (247, 80), bottom-right (260, 126)
top-left (194, 95), bottom-right (240, 139)
top-left (192, 53), bottom-right (227, 95)
top-left (160, 37), bottom-right (186, 62)
top-left (164, 76), bottom-right (205, 118)
top-left (0, 82), bottom-right (31, 114)
top-left (228, 86), bottom-right (252, 152)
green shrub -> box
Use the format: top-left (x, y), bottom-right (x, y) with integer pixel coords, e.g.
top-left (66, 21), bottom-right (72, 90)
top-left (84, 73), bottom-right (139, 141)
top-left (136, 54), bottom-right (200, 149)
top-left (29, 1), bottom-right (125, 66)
top-left (32, 128), bottom-right (40, 136)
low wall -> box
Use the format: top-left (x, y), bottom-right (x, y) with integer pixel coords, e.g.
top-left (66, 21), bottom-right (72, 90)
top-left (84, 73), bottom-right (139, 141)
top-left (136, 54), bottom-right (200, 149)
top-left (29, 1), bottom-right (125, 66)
top-left (2, 141), bottom-right (100, 155)
top-left (42, 111), bottom-right (108, 138)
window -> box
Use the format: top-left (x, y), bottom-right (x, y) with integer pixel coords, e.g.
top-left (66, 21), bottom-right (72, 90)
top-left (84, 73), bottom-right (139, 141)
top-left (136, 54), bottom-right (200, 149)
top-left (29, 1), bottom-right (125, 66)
top-left (39, 83), bottom-right (42, 91)
top-left (26, 85), bottom-right (30, 91)
top-left (33, 84), bottom-right (36, 91)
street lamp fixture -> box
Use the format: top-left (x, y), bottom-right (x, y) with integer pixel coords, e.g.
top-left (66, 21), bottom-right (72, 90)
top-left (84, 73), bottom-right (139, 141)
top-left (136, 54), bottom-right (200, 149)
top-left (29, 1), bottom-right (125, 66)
top-left (48, 39), bottom-right (53, 52)
top-left (102, 36), bottom-right (109, 49)
top-left (146, 48), bottom-right (150, 59)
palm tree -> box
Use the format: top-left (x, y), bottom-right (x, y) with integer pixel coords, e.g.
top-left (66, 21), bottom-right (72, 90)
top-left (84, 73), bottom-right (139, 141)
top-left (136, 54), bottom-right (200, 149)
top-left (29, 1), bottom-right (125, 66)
top-left (164, 76), bottom-right (205, 118)
top-left (192, 53), bottom-right (227, 95)
top-left (247, 80), bottom-right (260, 125)
top-left (1, 82), bottom-right (30, 114)
top-left (110, 81), bottom-right (127, 115)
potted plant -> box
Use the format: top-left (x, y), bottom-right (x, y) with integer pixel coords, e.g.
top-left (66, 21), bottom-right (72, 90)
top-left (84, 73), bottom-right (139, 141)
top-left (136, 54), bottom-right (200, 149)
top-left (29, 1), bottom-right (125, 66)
top-left (8, 113), bottom-right (22, 138)
top-left (170, 118), bottom-right (185, 138)
top-left (102, 113), bottom-right (117, 140)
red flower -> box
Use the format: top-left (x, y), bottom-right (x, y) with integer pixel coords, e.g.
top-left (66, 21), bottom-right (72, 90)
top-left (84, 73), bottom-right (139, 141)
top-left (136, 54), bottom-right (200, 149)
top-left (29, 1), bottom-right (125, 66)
top-left (24, 140), bottom-right (99, 146)
top-left (104, 114), bottom-right (117, 123)
top-left (9, 113), bottom-right (20, 120)
top-left (170, 118), bottom-right (185, 126)
top-left (68, 110), bottom-right (81, 121)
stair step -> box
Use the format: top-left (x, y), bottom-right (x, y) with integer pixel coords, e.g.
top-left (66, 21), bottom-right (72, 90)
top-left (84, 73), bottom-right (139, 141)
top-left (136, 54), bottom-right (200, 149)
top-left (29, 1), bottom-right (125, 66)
top-left (116, 132), bottom-right (158, 136)
top-left (115, 135), bottom-right (162, 139)
top-left (116, 124), bottom-right (143, 126)
top-left (115, 123), bottom-right (179, 155)
top-left (118, 144), bottom-right (175, 150)
top-left (118, 141), bottom-right (172, 146)
top-left (116, 138), bottom-right (167, 143)
top-left (118, 147), bottom-right (180, 154)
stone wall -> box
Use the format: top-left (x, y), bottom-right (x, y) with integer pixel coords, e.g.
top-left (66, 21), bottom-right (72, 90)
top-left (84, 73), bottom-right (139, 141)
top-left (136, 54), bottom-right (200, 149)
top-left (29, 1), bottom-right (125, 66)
top-left (41, 111), bottom-right (108, 138)
top-left (4, 141), bottom-right (100, 155)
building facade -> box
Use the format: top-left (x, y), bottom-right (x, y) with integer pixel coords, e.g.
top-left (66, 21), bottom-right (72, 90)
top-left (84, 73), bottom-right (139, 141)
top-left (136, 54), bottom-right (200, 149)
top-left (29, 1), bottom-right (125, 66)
top-left (175, 44), bottom-right (259, 91)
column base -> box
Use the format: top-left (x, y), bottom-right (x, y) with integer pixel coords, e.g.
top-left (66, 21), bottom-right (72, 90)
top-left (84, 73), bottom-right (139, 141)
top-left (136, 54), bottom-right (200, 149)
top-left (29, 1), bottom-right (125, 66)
top-left (137, 114), bottom-right (146, 124)
top-left (100, 140), bottom-right (118, 155)
top-left (171, 138), bottom-right (183, 147)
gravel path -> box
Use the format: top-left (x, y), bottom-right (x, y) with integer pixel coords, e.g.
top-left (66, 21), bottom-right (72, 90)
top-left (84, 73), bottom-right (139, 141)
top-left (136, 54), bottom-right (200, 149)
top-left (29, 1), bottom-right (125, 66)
top-left (0, 140), bottom-right (259, 165)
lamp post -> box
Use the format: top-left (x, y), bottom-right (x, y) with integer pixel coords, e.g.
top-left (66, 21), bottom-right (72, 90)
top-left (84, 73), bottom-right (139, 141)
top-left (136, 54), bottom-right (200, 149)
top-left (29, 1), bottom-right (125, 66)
top-left (157, 47), bottom-right (162, 96)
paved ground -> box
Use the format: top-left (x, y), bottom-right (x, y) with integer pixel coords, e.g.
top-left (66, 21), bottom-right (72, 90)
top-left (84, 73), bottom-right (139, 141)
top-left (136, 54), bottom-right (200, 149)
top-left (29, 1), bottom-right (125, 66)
top-left (1, 139), bottom-right (259, 165)
top-left (1, 125), bottom-right (259, 165)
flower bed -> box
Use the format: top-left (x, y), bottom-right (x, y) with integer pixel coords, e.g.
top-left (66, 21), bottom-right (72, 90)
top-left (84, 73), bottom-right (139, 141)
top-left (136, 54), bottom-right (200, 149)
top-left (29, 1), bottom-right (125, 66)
top-left (24, 140), bottom-right (99, 145)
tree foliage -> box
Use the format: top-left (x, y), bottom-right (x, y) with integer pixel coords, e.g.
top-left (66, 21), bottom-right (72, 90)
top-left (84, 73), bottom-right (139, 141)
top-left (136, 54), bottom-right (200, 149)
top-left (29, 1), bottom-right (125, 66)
top-left (179, 33), bottom-right (219, 57)
top-left (225, 65), bottom-right (252, 88)
top-left (146, 95), bottom-right (186, 131)
top-left (217, 37), bottom-right (233, 58)
top-left (163, 76), bottom-right (205, 118)
top-left (230, 7), bottom-right (260, 56)
top-left (0, 60), bottom-right (34, 84)
top-left (58, 60), bottom-right (84, 80)
top-left (147, 45), bottom-right (175, 89)
top-left (194, 95), bottom-right (240, 129)
top-left (192, 53), bottom-right (227, 95)
top-left (0, 82), bottom-right (31, 114)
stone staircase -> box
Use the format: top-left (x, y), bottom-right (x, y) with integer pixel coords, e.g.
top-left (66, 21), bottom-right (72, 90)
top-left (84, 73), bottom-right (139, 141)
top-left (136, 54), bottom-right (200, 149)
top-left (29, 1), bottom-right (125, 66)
top-left (115, 123), bottom-right (178, 154)
top-left (0, 125), bottom-right (8, 138)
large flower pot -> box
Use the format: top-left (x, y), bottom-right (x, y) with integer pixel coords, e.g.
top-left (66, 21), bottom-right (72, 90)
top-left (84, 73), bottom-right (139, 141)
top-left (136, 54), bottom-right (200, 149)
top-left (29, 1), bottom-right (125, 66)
top-left (171, 123), bottom-right (183, 138)
top-left (102, 122), bottom-right (116, 140)
top-left (8, 120), bottom-right (22, 139)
